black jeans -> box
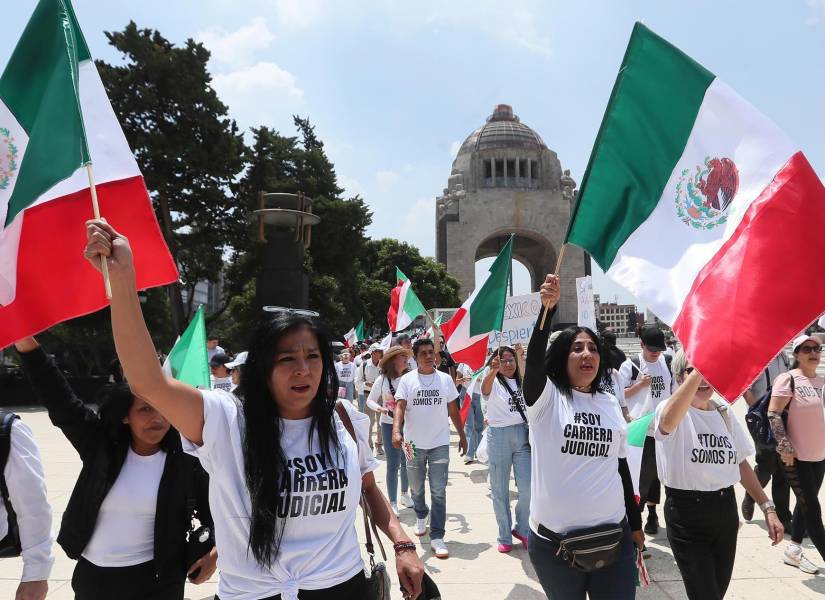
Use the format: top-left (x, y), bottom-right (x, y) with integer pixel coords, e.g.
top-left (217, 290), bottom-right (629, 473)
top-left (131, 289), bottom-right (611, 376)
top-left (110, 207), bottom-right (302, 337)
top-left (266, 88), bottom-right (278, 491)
top-left (746, 447), bottom-right (792, 522)
top-left (214, 571), bottom-right (367, 600)
top-left (783, 458), bottom-right (825, 553)
top-left (527, 522), bottom-right (636, 600)
top-left (72, 558), bottom-right (184, 600)
top-left (638, 435), bottom-right (661, 505)
top-left (664, 486), bottom-right (738, 600)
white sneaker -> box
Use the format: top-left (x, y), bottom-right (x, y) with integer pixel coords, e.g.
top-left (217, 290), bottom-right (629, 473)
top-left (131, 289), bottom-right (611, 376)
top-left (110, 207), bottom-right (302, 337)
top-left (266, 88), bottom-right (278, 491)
top-left (399, 493), bottom-right (414, 508)
top-left (430, 538), bottom-right (449, 558)
top-left (463, 455), bottom-right (474, 465)
top-left (390, 503), bottom-right (399, 517)
top-left (784, 544), bottom-right (819, 574)
top-left (414, 518), bottom-right (428, 536)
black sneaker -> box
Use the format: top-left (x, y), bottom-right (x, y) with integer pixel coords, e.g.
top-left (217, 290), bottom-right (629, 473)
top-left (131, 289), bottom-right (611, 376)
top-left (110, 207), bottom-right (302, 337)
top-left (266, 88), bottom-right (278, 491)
top-left (644, 512), bottom-right (659, 535)
top-left (741, 494), bottom-right (755, 522)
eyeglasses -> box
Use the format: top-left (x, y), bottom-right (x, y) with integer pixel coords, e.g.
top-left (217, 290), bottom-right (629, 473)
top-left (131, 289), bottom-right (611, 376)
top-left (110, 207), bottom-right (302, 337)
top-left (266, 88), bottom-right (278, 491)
top-left (499, 359), bottom-right (516, 365)
top-left (262, 306), bottom-right (320, 318)
top-left (799, 345), bottom-right (823, 354)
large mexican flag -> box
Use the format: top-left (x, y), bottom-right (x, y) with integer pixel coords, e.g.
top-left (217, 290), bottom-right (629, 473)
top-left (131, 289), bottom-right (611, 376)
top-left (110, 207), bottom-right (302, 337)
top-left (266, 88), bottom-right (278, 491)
top-left (0, 0), bottom-right (176, 349)
top-left (387, 267), bottom-right (427, 332)
top-left (442, 236), bottom-right (512, 370)
top-left (567, 23), bottom-right (825, 400)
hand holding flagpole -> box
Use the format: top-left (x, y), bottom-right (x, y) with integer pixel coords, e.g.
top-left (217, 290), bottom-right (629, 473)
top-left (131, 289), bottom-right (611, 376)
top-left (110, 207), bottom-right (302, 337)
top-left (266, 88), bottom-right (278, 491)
top-left (538, 244), bottom-right (565, 330)
top-left (85, 163), bottom-right (112, 298)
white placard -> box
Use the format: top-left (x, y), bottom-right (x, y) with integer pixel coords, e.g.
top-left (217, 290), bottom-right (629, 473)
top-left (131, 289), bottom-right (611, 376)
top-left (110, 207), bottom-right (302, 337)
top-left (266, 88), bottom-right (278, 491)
top-left (576, 276), bottom-right (597, 331)
top-left (488, 292), bottom-right (542, 348)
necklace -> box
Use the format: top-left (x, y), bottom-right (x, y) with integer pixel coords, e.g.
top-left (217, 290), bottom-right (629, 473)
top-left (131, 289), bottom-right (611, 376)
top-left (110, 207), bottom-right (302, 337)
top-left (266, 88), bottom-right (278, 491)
top-left (572, 384), bottom-right (591, 393)
top-left (418, 370), bottom-right (437, 386)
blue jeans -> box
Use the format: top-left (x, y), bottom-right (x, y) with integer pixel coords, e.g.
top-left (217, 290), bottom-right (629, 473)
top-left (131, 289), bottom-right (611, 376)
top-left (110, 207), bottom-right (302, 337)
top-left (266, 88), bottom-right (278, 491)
top-left (406, 444), bottom-right (449, 540)
top-left (488, 423), bottom-right (531, 545)
top-left (528, 522), bottom-right (636, 600)
top-left (463, 393), bottom-right (484, 459)
top-left (357, 392), bottom-right (367, 412)
top-left (381, 422), bottom-right (408, 503)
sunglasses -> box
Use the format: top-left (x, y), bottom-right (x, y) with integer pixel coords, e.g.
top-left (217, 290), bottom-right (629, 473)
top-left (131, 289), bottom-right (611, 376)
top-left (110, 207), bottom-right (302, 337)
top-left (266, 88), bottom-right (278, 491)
top-left (262, 305), bottom-right (320, 318)
top-left (684, 366), bottom-right (695, 375)
top-left (799, 345), bottom-right (823, 354)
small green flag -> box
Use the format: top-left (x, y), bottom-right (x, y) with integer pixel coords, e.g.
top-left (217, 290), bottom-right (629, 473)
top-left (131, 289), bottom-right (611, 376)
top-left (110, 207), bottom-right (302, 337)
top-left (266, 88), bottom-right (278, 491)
top-left (627, 412), bottom-right (655, 447)
top-left (163, 305), bottom-right (210, 388)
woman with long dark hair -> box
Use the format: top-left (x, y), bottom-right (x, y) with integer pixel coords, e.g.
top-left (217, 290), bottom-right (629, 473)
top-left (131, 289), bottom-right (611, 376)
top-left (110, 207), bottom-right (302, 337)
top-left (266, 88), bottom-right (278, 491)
top-left (480, 345), bottom-right (531, 553)
top-left (82, 219), bottom-right (424, 600)
top-left (522, 275), bottom-right (643, 600)
top-left (13, 336), bottom-right (216, 600)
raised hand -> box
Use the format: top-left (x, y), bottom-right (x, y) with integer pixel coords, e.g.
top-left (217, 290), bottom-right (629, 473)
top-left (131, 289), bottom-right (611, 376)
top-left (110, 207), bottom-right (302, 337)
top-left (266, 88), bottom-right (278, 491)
top-left (540, 274), bottom-right (561, 311)
top-left (84, 219), bottom-right (134, 279)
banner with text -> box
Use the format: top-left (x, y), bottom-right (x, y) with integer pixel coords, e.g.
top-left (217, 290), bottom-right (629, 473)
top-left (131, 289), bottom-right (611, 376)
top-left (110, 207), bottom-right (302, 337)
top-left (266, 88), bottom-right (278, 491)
top-left (576, 276), bottom-right (597, 331)
top-left (488, 292), bottom-right (542, 348)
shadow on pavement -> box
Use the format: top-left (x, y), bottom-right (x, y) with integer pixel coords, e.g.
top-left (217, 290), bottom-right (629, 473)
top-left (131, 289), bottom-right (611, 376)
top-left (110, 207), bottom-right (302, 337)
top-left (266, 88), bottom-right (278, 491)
top-left (504, 583), bottom-right (546, 599)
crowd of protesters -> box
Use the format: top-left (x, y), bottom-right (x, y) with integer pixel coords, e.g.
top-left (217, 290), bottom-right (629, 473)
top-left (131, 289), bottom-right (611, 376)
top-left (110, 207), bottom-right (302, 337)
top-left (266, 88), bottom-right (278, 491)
top-left (0, 219), bottom-right (821, 600)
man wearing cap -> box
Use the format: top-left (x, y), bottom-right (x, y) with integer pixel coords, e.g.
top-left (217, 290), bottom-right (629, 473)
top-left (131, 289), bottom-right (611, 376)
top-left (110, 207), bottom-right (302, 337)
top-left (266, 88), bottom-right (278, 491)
top-left (207, 336), bottom-right (225, 362)
top-left (620, 325), bottom-right (675, 536)
top-left (210, 353), bottom-right (234, 392)
top-left (356, 344), bottom-right (384, 453)
top-left (226, 351), bottom-right (247, 393)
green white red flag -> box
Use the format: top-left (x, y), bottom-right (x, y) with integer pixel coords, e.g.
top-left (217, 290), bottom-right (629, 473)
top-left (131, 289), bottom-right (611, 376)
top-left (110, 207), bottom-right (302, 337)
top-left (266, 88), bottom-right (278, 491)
top-left (441, 236), bottom-right (512, 370)
top-left (343, 319), bottom-right (364, 347)
top-left (161, 305), bottom-right (210, 389)
top-left (566, 23), bottom-right (825, 400)
top-left (387, 267), bottom-right (427, 332)
top-left (0, 0), bottom-right (177, 349)
top-left (459, 368), bottom-right (484, 426)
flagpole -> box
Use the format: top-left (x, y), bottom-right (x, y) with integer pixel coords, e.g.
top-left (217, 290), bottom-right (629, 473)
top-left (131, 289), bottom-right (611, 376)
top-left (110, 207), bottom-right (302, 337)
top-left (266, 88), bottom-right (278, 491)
top-left (538, 243), bottom-right (566, 331)
top-left (86, 163), bottom-right (112, 299)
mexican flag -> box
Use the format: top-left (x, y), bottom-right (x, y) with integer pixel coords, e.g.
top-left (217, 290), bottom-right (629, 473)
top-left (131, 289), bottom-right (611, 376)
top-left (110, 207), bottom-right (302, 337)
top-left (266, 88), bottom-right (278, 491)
top-left (387, 267), bottom-right (427, 332)
top-left (0, 0), bottom-right (177, 349)
top-left (162, 305), bottom-right (210, 389)
top-left (567, 23), bottom-right (825, 400)
top-left (459, 368), bottom-right (485, 426)
top-left (441, 236), bottom-right (512, 370)
top-left (343, 319), bottom-right (364, 347)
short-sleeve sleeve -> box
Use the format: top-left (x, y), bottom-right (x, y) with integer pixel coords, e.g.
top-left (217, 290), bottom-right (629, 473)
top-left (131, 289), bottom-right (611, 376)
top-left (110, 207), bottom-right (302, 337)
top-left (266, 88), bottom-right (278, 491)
top-left (771, 372), bottom-right (794, 399)
top-left (181, 389), bottom-right (239, 470)
top-left (526, 378), bottom-right (554, 422)
top-left (442, 373), bottom-right (459, 403)
top-left (653, 401), bottom-right (678, 443)
top-left (394, 374), bottom-right (410, 401)
top-left (617, 422), bottom-right (628, 459)
top-left (339, 400), bottom-right (379, 476)
top-left (612, 371), bottom-right (627, 408)
top-left (366, 375), bottom-right (384, 407)
top-left (618, 360), bottom-right (634, 388)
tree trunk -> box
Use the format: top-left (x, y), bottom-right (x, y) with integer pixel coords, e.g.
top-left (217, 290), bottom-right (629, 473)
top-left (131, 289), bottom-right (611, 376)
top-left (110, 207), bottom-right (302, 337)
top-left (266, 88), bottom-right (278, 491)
top-left (155, 192), bottom-right (185, 334)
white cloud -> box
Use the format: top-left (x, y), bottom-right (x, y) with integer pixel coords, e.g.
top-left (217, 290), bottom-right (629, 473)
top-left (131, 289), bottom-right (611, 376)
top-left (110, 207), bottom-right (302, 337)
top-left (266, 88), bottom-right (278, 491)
top-left (211, 62), bottom-right (304, 129)
top-left (197, 18), bottom-right (275, 67)
top-left (274, 0), bottom-right (326, 28)
top-left (339, 174), bottom-right (363, 197)
top-left (807, 15), bottom-right (821, 25)
top-left (450, 140), bottom-right (462, 157)
top-left (375, 170), bottom-right (400, 186)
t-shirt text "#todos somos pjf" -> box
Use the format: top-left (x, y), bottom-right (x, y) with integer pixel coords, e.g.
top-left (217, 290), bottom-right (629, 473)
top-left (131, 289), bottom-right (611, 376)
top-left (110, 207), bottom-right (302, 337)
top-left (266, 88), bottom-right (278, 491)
top-left (395, 370), bottom-right (459, 450)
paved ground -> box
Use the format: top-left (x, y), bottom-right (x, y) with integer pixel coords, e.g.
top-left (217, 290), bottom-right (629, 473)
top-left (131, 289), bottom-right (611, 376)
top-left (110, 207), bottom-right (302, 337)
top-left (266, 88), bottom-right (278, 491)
top-left (2, 399), bottom-right (825, 599)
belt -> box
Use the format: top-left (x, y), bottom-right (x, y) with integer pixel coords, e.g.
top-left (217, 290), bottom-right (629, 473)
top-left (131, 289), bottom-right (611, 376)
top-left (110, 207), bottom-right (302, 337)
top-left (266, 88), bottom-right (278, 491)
top-left (665, 485), bottom-right (735, 500)
top-left (534, 517), bottom-right (628, 543)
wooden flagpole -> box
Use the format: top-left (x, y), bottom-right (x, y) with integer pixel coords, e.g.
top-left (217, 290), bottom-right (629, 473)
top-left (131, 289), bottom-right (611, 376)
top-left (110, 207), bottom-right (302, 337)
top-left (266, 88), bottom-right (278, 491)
top-left (538, 243), bottom-right (566, 331)
top-left (86, 163), bottom-right (112, 299)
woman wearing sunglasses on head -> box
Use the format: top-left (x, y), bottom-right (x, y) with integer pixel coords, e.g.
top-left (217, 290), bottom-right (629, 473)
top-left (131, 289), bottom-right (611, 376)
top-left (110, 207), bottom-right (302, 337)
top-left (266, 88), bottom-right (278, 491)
top-left (655, 352), bottom-right (783, 600)
top-left (522, 275), bottom-right (643, 600)
top-left (82, 220), bottom-right (424, 600)
top-left (769, 334), bottom-right (825, 574)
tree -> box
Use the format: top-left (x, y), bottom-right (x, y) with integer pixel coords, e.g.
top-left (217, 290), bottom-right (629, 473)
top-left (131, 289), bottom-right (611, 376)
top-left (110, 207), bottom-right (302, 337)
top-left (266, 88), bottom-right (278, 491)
top-left (97, 22), bottom-right (246, 333)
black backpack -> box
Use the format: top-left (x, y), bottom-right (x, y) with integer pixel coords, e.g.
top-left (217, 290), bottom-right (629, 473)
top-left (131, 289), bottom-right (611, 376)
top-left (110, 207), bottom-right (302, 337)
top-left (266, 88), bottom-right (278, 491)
top-left (0, 412), bottom-right (22, 557)
top-left (745, 371), bottom-right (794, 451)
top-left (628, 354), bottom-right (673, 381)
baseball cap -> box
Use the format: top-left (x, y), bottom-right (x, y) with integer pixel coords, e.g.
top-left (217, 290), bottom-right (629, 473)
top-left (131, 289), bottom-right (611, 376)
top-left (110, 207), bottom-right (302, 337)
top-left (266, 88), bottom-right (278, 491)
top-left (640, 327), bottom-right (666, 352)
top-left (793, 334), bottom-right (820, 352)
top-left (368, 343), bottom-right (383, 353)
top-left (209, 353), bottom-right (231, 368)
top-left (226, 351), bottom-right (248, 369)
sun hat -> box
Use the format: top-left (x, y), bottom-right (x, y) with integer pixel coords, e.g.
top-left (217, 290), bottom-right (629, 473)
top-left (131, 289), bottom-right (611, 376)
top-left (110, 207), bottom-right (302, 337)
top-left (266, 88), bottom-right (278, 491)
top-left (379, 345), bottom-right (412, 371)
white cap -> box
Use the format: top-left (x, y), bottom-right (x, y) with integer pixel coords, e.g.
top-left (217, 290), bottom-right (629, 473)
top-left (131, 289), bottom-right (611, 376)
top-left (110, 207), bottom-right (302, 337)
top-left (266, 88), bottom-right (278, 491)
top-left (368, 343), bottom-right (383, 353)
top-left (792, 335), bottom-right (819, 352)
top-left (226, 351), bottom-right (248, 369)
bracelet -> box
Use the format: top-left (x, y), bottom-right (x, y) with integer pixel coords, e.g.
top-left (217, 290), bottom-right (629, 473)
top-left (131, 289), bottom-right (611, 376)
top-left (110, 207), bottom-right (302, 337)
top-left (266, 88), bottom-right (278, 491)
top-left (393, 541), bottom-right (417, 555)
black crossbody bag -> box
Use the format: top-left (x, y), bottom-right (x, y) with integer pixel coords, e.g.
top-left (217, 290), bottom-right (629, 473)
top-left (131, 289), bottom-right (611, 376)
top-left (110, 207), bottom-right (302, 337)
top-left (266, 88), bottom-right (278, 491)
top-left (498, 376), bottom-right (527, 424)
top-left (537, 518), bottom-right (626, 572)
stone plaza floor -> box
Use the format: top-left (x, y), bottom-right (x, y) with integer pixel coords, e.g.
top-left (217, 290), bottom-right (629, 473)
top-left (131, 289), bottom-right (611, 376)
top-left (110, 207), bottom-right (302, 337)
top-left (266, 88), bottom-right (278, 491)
top-left (2, 399), bottom-right (825, 599)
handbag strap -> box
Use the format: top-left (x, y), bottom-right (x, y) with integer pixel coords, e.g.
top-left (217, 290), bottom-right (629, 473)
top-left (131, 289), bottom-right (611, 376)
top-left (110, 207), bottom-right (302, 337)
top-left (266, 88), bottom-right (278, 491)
top-left (334, 402), bottom-right (388, 562)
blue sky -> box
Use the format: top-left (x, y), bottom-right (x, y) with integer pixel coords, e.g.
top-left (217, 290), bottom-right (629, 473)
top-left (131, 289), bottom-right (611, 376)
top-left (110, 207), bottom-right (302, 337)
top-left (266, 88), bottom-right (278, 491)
top-left (5, 0), bottom-right (825, 308)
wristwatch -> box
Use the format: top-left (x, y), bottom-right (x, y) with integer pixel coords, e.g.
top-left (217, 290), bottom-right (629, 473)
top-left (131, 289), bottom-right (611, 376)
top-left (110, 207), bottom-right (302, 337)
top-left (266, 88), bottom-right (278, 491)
top-left (759, 500), bottom-right (776, 514)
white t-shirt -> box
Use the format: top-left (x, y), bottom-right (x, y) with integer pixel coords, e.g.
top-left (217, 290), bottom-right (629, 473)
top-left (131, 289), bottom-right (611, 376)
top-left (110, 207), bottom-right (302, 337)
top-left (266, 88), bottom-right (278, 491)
top-left (654, 401), bottom-right (754, 491)
top-left (83, 448), bottom-right (166, 567)
top-left (182, 390), bottom-right (378, 600)
top-left (395, 369), bottom-right (459, 450)
top-left (367, 374), bottom-right (403, 425)
top-left (406, 356), bottom-right (418, 371)
top-left (211, 375), bottom-right (233, 392)
top-left (527, 379), bottom-right (628, 536)
top-left (336, 361), bottom-right (356, 384)
top-left (602, 369), bottom-right (627, 409)
top-left (482, 375), bottom-right (527, 428)
top-left (620, 354), bottom-right (674, 430)
top-left (0, 420), bottom-right (54, 582)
